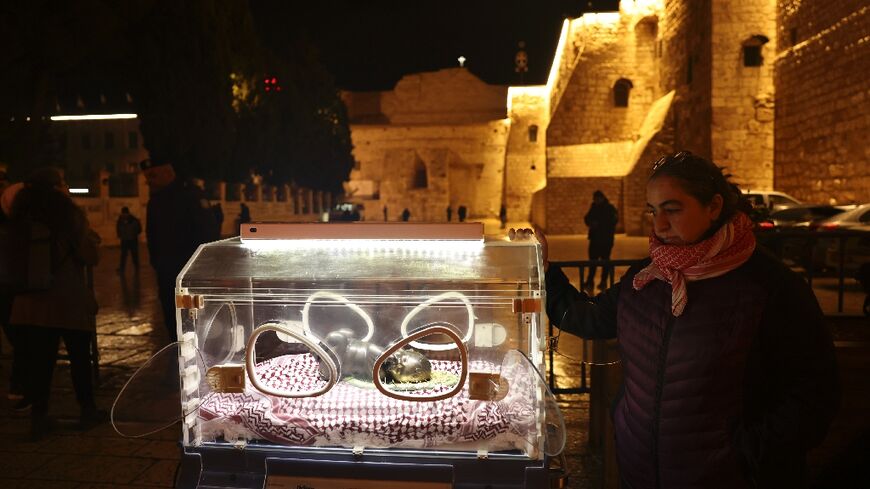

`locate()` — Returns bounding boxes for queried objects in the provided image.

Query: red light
[264,78,270,85]
[757,221,774,229]
[271,77,277,84]
[265,86,270,92]
[820,223,840,230]
[276,86,281,92]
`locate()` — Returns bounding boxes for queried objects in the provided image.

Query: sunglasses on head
[652,151,693,173]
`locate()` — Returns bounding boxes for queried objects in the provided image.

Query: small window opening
[412,158,428,189]
[613,78,633,107]
[742,35,769,67]
[528,125,538,142]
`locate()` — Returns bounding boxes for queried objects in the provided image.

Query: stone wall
[547,13,659,146]
[710,0,776,190]
[660,0,713,157]
[774,2,870,204]
[545,177,623,235]
[505,89,548,223]
[348,122,510,222]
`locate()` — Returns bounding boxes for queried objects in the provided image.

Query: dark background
[251,0,621,90]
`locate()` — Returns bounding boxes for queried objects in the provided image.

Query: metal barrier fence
[756,228,868,313]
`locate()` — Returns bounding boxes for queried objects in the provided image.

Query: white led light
[50,113,138,121]
[241,239,484,253]
[68,188,90,194]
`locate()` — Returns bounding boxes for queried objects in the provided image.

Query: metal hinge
[175,294,204,309]
[512,298,541,313]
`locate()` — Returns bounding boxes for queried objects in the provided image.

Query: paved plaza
[0,225,867,488]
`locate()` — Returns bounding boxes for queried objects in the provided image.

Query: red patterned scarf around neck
[632,212,756,316]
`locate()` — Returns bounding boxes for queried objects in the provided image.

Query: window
[105,132,115,149]
[742,35,769,67]
[413,158,428,189]
[613,78,633,107]
[128,132,138,149]
[528,125,538,142]
[789,28,798,47]
[81,132,91,150]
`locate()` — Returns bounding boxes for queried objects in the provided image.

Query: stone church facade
[342,0,869,235]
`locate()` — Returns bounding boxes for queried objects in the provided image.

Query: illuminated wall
[775,1,870,204]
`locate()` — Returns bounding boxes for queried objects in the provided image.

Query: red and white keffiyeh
[632,212,756,316]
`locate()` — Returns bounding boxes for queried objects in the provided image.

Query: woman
[8,167,104,440]
[538,152,838,488]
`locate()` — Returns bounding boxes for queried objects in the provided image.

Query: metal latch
[206,365,246,393]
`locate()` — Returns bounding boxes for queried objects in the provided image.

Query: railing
[755,228,868,314]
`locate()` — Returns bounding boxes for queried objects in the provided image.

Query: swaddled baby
[319,328,431,384]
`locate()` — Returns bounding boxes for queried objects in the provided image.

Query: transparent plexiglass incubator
[114,223,565,488]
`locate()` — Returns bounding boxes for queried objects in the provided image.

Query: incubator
[114,222,565,488]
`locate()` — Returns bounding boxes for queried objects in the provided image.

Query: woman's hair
[649,151,752,233]
[11,167,82,240]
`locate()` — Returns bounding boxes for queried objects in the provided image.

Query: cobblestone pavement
[0,228,867,488]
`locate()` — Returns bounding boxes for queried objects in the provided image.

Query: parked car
[767,205,848,229]
[328,202,364,221]
[742,190,803,212]
[814,203,870,230]
[823,224,870,276]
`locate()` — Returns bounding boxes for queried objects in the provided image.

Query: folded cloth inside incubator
[198,353,538,451]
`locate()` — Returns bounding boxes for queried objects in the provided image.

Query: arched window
[613,78,633,107]
[742,35,769,67]
[528,124,538,143]
[412,157,428,189]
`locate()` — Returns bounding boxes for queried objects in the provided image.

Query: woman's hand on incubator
[508,226,549,272]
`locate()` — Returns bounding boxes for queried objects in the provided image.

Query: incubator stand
[115,223,565,488]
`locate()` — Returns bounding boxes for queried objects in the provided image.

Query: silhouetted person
[211,203,224,237]
[237,203,251,232]
[584,190,618,291]
[401,208,411,222]
[7,167,105,439]
[446,206,453,222]
[499,205,507,229]
[116,207,141,274]
[0,181,23,404]
[457,205,467,222]
[141,159,218,341]
[383,205,388,221]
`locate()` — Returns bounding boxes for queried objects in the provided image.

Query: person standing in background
[115,207,141,274]
[583,190,618,291]
[140,159,217,341]
[7,167,105,440]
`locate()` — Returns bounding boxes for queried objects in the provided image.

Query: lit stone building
[343,0,869,234]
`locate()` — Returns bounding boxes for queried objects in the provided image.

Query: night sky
[251,0,621,91]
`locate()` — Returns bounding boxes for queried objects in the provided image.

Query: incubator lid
[178,223,544,293]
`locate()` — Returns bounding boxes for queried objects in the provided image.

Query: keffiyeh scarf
[632,212,756,316]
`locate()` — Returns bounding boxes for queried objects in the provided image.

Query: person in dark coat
[528,152,839,489]
[457,205,467,222]
[7,167,105,439]
[116,206,142,274]
[211,202,224,237]
[583,190,618,291]
[446,205,453,222]
[141,159,218,341]
[401,208,411,222]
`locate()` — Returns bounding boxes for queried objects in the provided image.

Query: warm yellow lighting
[507,86,547,114]
[50,114,137,121]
